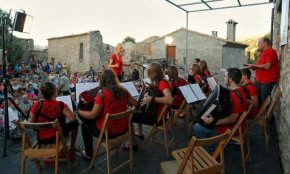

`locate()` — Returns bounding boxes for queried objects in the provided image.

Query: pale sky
[1,0,273,47]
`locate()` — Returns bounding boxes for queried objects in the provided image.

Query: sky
[1,0,273,47]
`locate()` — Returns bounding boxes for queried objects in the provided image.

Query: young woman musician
[77,69,138,159]
[108,43,130,81]
[122,62,173,150]
[199,60,211,77]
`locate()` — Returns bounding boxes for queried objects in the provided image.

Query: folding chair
[16,119,71,174]
[89,109,134,174]
[171,100,191,131]
[225,106,252,174]
[141,105,174,156]
[160,129,231,174]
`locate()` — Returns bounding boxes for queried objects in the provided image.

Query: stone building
[133,19,247,74]
[272,0,290,173]
[47,31,109,73]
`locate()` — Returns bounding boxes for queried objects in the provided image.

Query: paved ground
[0,118,283,174]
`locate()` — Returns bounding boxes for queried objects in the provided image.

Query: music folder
[207,77,217,91]
[179,84,207,104]
[121,81,139,97]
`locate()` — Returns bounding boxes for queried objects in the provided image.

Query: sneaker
[81,150,92,161]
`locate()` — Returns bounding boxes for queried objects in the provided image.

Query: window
[79,43,83,60]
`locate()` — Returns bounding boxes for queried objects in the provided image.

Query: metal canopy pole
[185,12,189,72]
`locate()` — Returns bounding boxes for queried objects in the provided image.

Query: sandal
[121,143,139,151]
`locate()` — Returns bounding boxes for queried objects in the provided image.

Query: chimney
[226,19,238,41]
[212,31,218,37]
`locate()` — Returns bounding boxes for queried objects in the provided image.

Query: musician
[108,43,130,81]
[199,60,210,77]
[122,62,173,150]
[167,66,187,109]
[193,68,247,152]
[77,69,138,160]
[29,82,78,151]
[188,63,203,87]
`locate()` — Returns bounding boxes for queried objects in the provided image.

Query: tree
[0,10,24,63]
[122,36,136,44]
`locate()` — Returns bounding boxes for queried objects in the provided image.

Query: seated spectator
[167,66,187,109]
[77,69,138,160]
[193,68,247,152]
[28,82,78,151]
[19,94,33,115]
[240,68,259,119]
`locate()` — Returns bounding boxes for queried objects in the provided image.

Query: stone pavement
[0,118,283,174]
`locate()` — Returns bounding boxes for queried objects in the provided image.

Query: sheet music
[200,104,217,119]
[189,84,207,100]
[179,85,198,103]
[76,82,99,103]
[121,82,139,97]
[56,95,73,111]
[142,78,151,85]
[207,77,217,91]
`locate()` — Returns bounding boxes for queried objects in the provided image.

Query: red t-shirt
[110,54,123,76]
[156,80,171,117]
[244,81,259,119]
[169,78,187,108]
[95,88,130,136]
[203,69,210,77]
[256,48,279,83]
[216,87,247,135]
[30,100,68,140]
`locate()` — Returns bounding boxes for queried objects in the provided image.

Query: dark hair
[100,69,126,99]
[194,58,200,63]
[167,66,178,79]
[262,37,271,46]
[191,64,202,75]
[240,68,251,79]
[199,60,208,72]
[40,82,56,100]
[226,68,242,84]
[147,62,164,86]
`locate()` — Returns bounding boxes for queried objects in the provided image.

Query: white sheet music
[143,78,151,85]
[189,84,206,100]
[121,82,139,97]
[76,82,99,103]
[207,77,217,91]
[56,95,73,111]
[179,85,198,103]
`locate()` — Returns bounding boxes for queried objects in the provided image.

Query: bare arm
[28,112,36,123]
[77,104,102,120]
[247,63,271,70]
[128,94,138,107]
[108,57,118,68]
[248,95,259,108]
[155,88,173,105]
[215,113,239,126]
[63,107,77,121]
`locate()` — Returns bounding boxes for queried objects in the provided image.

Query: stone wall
[272,1,290,173]
[48,31,105,73]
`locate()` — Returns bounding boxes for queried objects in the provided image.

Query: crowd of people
[0,37,279,165]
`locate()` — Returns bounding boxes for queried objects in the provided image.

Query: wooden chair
[171,100,191,131]
[17,119,71,174]
[89,109,134,174]
[225,107,252,174]
[141,105,174,156]
[160,130,231,174]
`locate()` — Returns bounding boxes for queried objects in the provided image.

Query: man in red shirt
[240,68,259,119]
[247,37,279,103]
[193,68,247,152]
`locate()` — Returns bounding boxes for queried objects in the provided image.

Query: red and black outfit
[81,89,131,157]
[242,81,259,119]
[110,53,124,81]
[30,99,78,144]
[169,78,187,109]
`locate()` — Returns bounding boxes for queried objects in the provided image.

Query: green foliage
[122,36,136,44]
[0,10,24,63]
